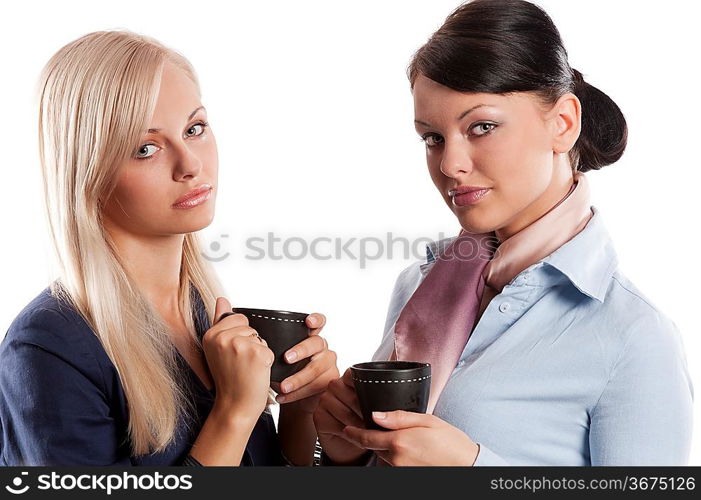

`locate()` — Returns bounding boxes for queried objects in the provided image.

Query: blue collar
[540,205,618,302]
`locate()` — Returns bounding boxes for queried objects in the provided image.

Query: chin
[172,223,212,235]
[453,208,499,235]
[168,210,215,234]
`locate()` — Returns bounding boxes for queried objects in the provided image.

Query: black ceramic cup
[350,361,431,430]
[229,307,311,382]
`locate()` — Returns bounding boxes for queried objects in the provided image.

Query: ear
[548,92,581,154]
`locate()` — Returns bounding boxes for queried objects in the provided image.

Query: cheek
[197,134,219,176]
[426,153,443,184]
[205,139,219,174]
[483,125,552,197]
[425,148,449,182]
[112,168,169,216]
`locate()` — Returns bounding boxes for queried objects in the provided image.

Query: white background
[1,0,699,464]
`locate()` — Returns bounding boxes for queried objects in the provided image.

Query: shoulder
[0,285,111,390]
[603,270,681,340]
[592,270,690,380]
[3,285,95,348]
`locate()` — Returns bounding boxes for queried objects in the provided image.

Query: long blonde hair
[37,30,228,456]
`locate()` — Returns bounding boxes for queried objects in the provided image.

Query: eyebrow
[147,106,205,134]
[414,104,489,128]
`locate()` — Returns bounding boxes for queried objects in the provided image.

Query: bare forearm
[188,401,258,466]
[278,404,317,466]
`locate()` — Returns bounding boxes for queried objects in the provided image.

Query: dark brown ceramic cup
[350,361,431,430]
[226,307,311,383]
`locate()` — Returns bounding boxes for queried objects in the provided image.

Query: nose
[172,143,203,181]
[439,141,473,179]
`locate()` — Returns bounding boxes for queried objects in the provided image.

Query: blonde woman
[0,30,338,466]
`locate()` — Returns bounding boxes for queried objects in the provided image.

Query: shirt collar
[541,205,618,302]
[420,235,457,275]
[420,205,618,303]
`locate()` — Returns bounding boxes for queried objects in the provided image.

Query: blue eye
[135,144,159,159]
[186,121,209,137]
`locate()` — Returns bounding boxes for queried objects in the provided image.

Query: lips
[448,185,492,207]
[173,184,212,206]
[448,185,491,197]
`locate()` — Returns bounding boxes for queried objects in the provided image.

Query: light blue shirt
[372,206,694,465]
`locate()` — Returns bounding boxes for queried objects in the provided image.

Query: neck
[495,160,575,243]
[103,218,185,318]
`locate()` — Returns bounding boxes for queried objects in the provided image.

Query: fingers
[284,334,327,363]
[327,375,363,419]
[205,323,274,367]
[212,312,249,332]
[214,297,232,323]
[277,350,340,403]
[205,322,257,344]
[306,313,326,335]
[277,365,337,403]
[229,333,274,364]
[318,388,366,428]
[313,405,352,439]
[250,331,268,347]
[341,367,356,389]
[279,348,336,392]
[370,410,436,430]
[342,426,396,451]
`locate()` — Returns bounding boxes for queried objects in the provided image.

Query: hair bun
[569,68,628,172]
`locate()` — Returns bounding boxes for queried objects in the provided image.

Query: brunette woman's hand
[273,313,339,414]
[312,368,372,465]
[202,297,274,423]
[342,411,480,466]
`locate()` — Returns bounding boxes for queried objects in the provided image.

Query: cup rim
[232,307,308,321]
[351,361,430,372]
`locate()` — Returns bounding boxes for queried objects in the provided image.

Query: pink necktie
[392,172,593,413]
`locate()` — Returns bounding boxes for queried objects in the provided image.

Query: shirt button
[499,302,511,313]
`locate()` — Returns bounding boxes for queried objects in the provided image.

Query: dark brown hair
[408,0,627,173]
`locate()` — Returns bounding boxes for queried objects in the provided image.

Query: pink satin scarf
[392,172,594,413]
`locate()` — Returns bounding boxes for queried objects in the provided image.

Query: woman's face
[102,61,218,237]
[412,73,578,240]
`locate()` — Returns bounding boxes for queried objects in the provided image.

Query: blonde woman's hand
[202,297,274,423]
[312,368,371,465]
[273,313,339,414]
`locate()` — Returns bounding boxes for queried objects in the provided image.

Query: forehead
[412,73,540,122]
[150,62,201,121]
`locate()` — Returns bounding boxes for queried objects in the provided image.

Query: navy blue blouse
[0,283,284,466]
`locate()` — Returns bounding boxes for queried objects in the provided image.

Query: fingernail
[285,351,298,363]
[372,411,386,420]
[276,395,286,403]
[281,382,293,393]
